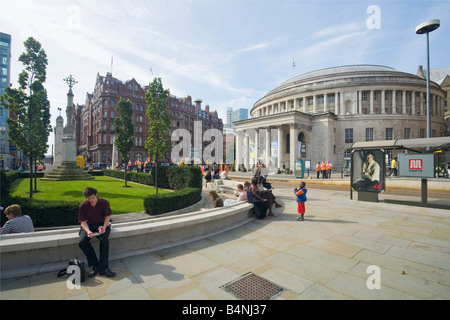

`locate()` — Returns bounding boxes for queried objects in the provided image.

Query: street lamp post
[415,19,440,204]
[415,19,440,141]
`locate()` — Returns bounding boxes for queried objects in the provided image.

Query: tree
[0,37,51,198]
[145,78,170,194]
[114,98,134,187]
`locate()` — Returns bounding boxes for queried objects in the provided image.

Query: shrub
[104,166,201,190]
[143,187,201,216]
[0,170,9,201]
[1,196,79,228]
[167,166,202,190]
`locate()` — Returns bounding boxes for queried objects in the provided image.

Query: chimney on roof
[194,99,202,110]
[205,105,210,113]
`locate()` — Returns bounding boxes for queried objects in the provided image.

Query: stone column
[53,115,64,168]
[235,130,242,169]
[111,135,118,169]
[420,92,424,115]
[392,90,397,114]
[265,127,271,168]
[244,130,249,170]
[355,91,360,114]
[334,93,339,115]
[254,128,259,165]
[324,94,327,112]
[411,91,416,115]
[340,91,345,115]
[302,98,307,113]
[370,90,374,114]
[290,124,299,171]
[277,126,283,169]
[402,90,407,114]
[381,90,386,114]
[313,96,317,113]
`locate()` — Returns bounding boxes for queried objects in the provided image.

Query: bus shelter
[350,137,450,203]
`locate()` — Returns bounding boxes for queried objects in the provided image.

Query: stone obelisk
[42,75,93,181]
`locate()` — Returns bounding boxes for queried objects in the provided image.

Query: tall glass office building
[0,32,12,169]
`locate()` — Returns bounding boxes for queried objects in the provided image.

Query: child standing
[294,182,307,221]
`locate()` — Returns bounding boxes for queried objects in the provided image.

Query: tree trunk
[155,163,158,194]
[124,164,128,187]
[29,154,33,198]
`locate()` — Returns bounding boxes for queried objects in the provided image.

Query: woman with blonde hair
[0,204,35,235]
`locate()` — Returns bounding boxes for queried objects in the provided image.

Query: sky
[2,0,449,154]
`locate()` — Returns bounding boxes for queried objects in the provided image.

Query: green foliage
[105,166,203,215]
[0,170,9,201]
[1,196,79,228]
[145,78,171,163]
[104,169,155,186]
[114,98,134,186]
[143,187,201,216]
[114,98,134,162]
[0,37,52,198]
[167,166,202,190]
[1,167,203,227]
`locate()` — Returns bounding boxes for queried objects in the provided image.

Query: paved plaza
[1,175,450,301]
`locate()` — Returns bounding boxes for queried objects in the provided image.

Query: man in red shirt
[78,187,115,278]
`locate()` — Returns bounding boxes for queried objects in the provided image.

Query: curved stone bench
[0,201,254,280]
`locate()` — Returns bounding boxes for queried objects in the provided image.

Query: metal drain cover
[221,273,284,300]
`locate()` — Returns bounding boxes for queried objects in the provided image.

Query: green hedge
[0,170,9,201]
[1,196,79,228]
[167,166,202,190]
[143,187,202,216]
[105,166,203,215]
[103,168,164,187]
[1,166,203,227]
[104,166,202,190]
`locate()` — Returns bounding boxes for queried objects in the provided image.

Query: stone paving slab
[1,184,450,301]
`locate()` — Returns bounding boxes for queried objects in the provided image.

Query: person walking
[78,187,116,278]
[388,157,398,177]
[294,182,308,221]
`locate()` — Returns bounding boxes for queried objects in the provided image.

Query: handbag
[246,191,261,203]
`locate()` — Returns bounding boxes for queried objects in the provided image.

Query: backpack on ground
[57,259,86,283]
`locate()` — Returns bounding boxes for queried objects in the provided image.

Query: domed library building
[234,65,447,172]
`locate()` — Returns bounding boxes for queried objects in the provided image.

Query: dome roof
[251,64,435,113]
[280,65,397,86]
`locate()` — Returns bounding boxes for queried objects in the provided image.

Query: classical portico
[235,111,327,171]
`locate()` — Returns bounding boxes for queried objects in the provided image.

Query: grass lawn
[9,176,169,215]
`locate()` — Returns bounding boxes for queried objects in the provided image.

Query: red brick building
[74,73,223,165]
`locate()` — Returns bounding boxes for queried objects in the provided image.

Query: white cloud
[312,23,364,38]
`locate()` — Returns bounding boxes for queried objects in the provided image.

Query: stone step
[41,162,94,181]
